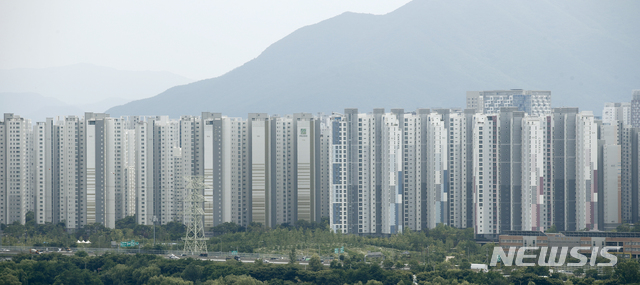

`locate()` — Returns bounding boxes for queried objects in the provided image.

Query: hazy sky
[0,0,411,81]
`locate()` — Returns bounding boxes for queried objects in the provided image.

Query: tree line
[1,251,640,285]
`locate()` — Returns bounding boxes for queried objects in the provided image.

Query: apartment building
[603,102,631,125]
[497,108,524,233]
[53,116,82,229]
[151,116,179,225]
[330,109,451,235]
[575,111,598,231]
[0,113,33,225]
[598,122,622,230]
[520,116,547,231]
[630,90,640,128]
[228,117,250,226]
[424,112,447,229]
[472,114,500,238]
[135,118,154,226]
[467,90,551,116]
[402,110,424,231]
[318,115,332,220]
[83,113,120,229]
[123,128,137,218]
[33,120,53,224]
[0,104,620,238]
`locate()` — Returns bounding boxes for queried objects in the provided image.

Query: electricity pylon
[182,176,209,255]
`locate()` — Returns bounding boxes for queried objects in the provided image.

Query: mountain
[108,0,640,118]
[0,92,136,123]
[0,63,192,110]
[0,92,84,122]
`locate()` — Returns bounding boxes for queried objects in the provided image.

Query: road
[183,256,331,266]
[1,246,332,266]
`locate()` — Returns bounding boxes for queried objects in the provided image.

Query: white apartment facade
[33,120,53,224]
[575,111,599,231]
[467,90,551,116]
[472,114,499,237]
[600,122,622,228]
[135,119,154,225]
[152,116,179,225]
[424,112,447,229]
[445,111,470,229]
[401,111,423,231]
[249,113,270,227]
[0,108,612,238]
[228,118,250,226]
[54,116,81,229]
[520,116,546,231]
[1,114,33,225]
[603,102,631,125]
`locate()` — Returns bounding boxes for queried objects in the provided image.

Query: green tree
[602,266,614,279]
[0,271,22,285]
[53,268,102,285]
[133,265,161,285]
[211,222,245,234]
[408,260,420,272]
[309,254,324,271]
[343,256,352,268]
[205,275,265,285]
[104,264,132,284]
[289,248,297,264]
[182,264,203,283]
[383,258,394,270]
[617,224,632,232]
[615,259,640,284]
[460,261,471,269]
[75,250,89,258]
[147,276,193,285]
[330,259,342,269]
[115,215,137,229]
[546,224,558,233]
[585,269,598,279]
[524,265,550,276]
[247,222,264,232]
[573,268,584,277]
[164,221,187,240]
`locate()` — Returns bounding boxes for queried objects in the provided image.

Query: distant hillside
[0,92,84,122]
[0,63,192,111]
[108,0,640,117]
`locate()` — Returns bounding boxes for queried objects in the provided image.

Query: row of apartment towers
[2,90,640,238]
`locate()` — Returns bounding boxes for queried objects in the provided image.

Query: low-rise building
[499,230,640,258]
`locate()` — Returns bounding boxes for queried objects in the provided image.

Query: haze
[0,0,411,80]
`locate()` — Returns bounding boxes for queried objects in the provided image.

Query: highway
[0,246,332,266]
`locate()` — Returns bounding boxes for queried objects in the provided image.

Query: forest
[1,250,640,284]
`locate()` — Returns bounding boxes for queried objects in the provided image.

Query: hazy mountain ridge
[108,0,640,117]
[0,63,192,116]
[0,92,85,122]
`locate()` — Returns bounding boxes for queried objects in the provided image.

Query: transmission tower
[182,176,209,255]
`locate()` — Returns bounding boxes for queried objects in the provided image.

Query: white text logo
[489,246,620,267]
